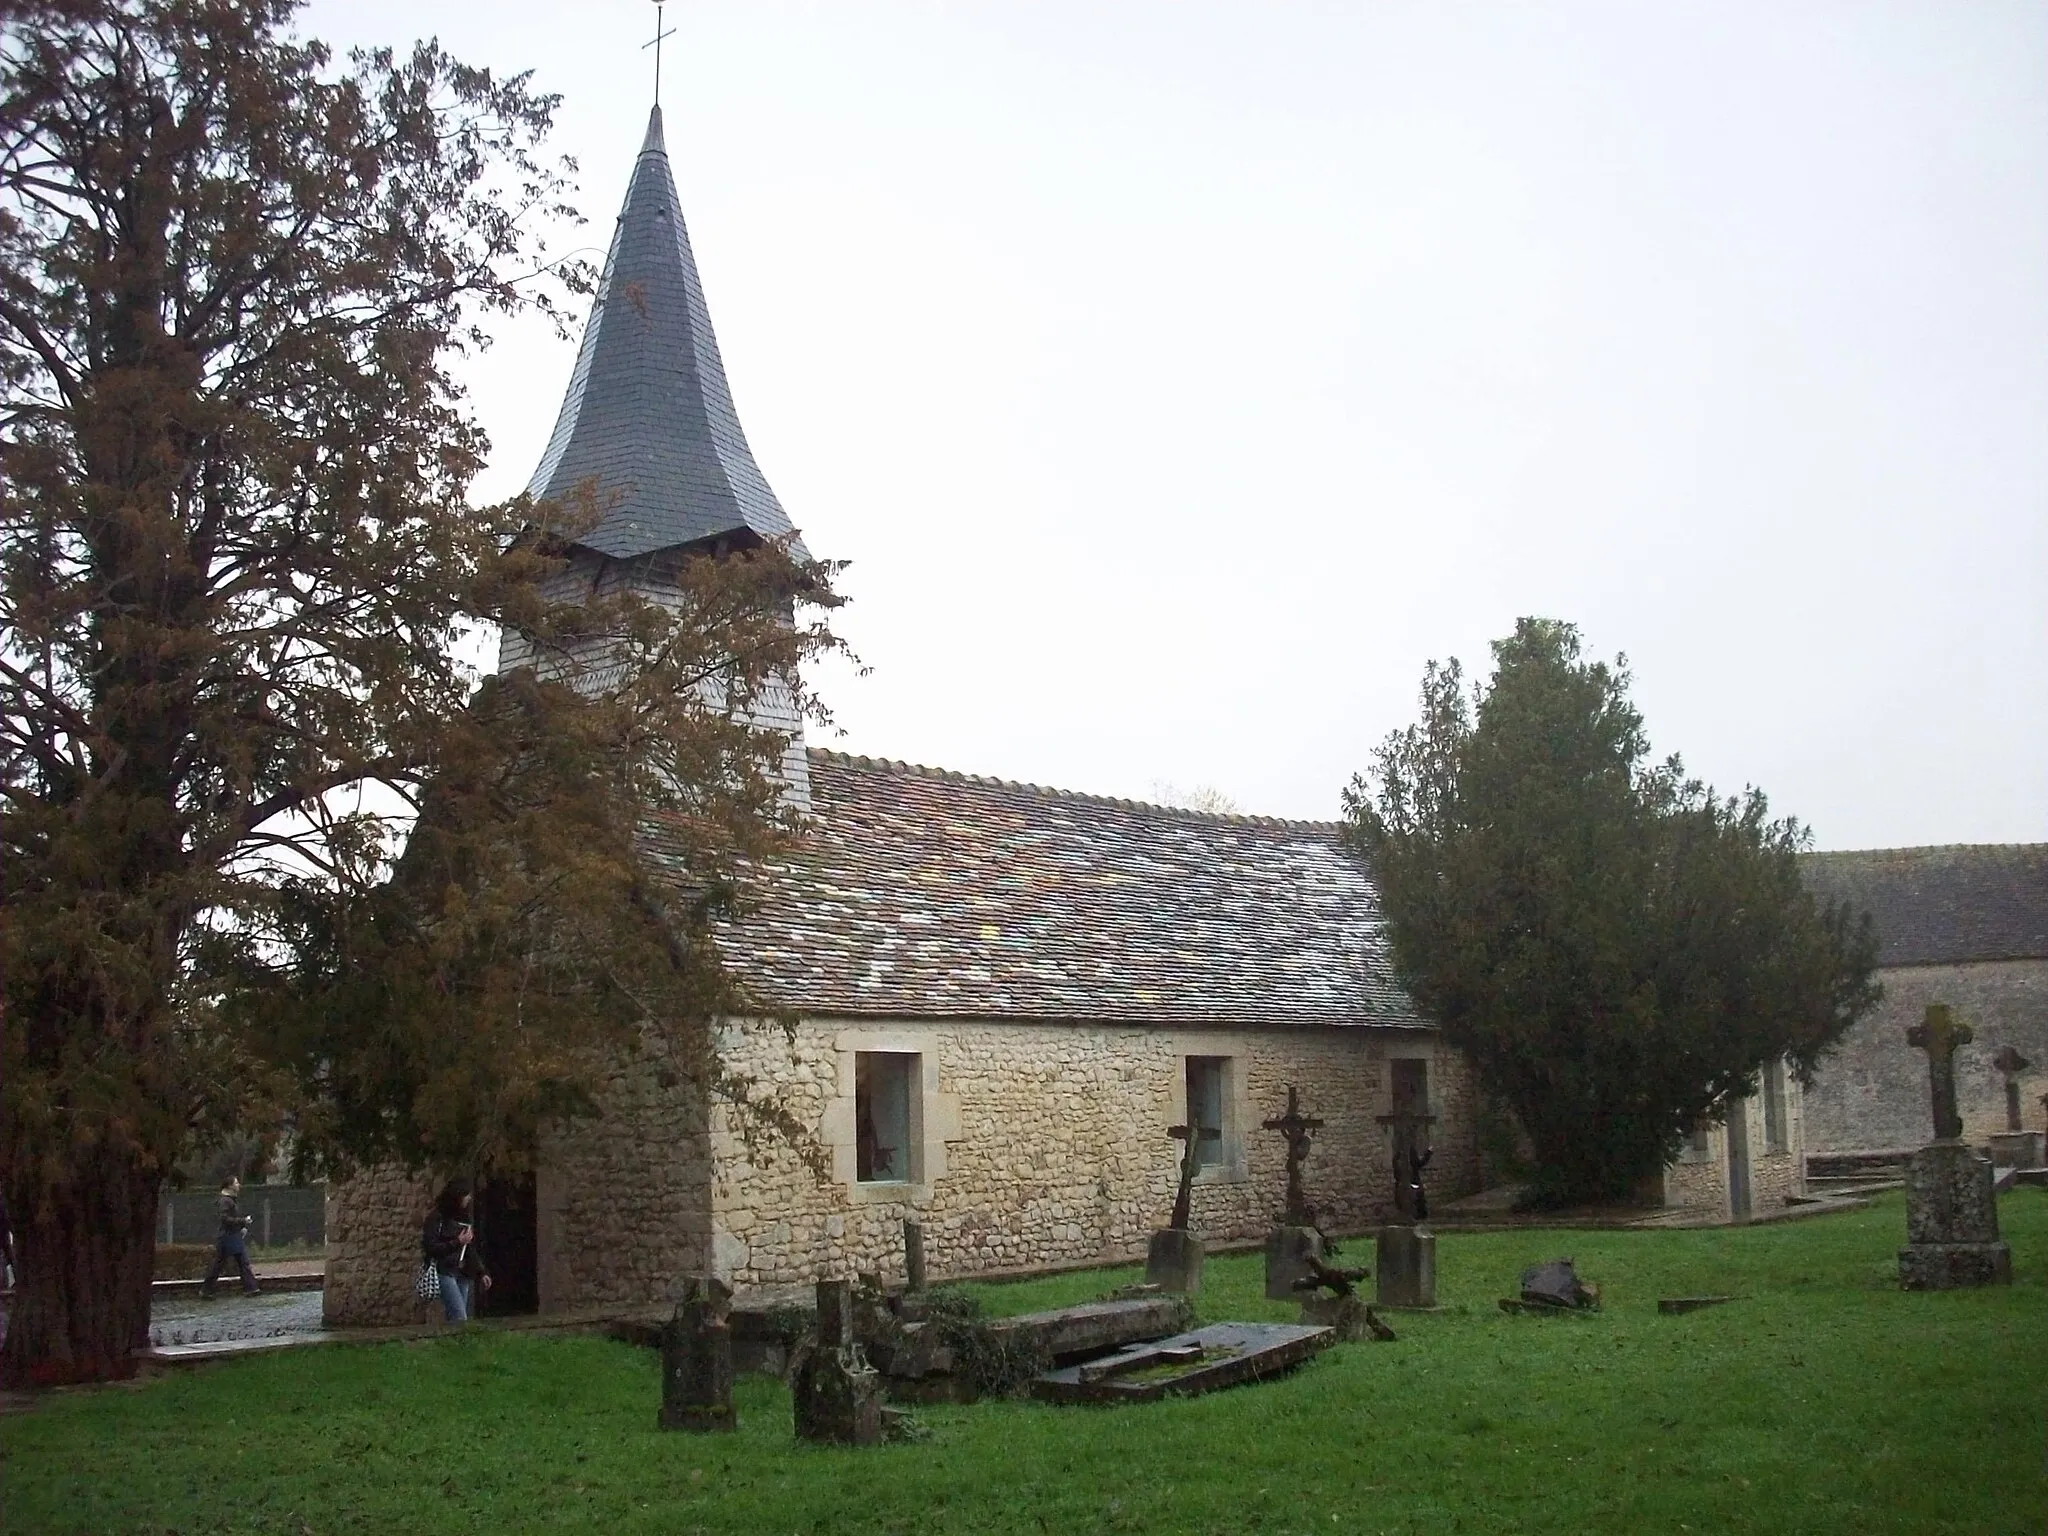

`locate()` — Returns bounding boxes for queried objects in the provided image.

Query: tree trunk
[1,1144,161,1386]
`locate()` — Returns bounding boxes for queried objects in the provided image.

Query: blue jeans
[202,1233,258,1295]
[439,1269,473,1322]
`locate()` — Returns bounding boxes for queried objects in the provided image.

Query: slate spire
[526,106,805,562]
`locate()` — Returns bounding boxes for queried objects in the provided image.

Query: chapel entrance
[474,1173,539,1315]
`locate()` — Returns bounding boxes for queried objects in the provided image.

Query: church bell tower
[503,104,812,806]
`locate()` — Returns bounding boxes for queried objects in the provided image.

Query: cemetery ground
[4,1191,2042,1535]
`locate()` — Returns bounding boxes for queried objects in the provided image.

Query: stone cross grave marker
[1992,1047,2030,1133]
[1167,1122,1198,1231]
[1262,1085,1325,1227]
[1906,1003,1972,1142]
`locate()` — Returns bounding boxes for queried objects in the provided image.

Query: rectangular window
[1391,1058,1429,1119]
[1683,1123,1713,1163]
[1763,1061,1787,1153]
[856,1052,917,1183]
[1186,1057,1227,1170]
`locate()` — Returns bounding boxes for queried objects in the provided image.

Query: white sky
[308,1,2047,849]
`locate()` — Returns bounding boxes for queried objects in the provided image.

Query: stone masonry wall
[708,1016,1481,1293]
[531,1046,712,1314]
[1804,958,2048,1154]
[1661,1070,1806,1220]
[324,1166,438,1326]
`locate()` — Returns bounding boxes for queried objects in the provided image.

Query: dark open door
[475,1173,539,1315]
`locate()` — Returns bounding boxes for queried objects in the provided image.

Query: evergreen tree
[1345,619,1879,1208]
[0,0,841,1382]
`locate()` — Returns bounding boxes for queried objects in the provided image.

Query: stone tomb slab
[983,1296,1193,1364]
[1032,1322,1334,1405]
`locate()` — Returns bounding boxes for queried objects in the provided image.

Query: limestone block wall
[1803,959,2048,1154]
[707,1015,1481,1293]
[1661,1069,1806,1219]
[324,1166,438,1326]
[531,1049,712,1314]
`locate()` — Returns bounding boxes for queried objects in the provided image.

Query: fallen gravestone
[1291,1252,1375,1342]
[1500,1258,1601,1314]
[1033,1322,1335,1405]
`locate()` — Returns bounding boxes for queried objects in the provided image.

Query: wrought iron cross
[1906,1002,1973,1142]
[645,3,679,106]
[1262,1085,1324,1227]
[1167,1123,1198,1231]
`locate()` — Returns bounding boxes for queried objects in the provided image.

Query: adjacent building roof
[1802,844,2048,967]
[526,107,805,562]
[675,751,1422,1028]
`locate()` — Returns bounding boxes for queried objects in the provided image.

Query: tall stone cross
[1262,1085,1325,1227]
[1166,1124,1199,1231]
[1906,1002,1973,1142]
[1992,1046,2030,1133]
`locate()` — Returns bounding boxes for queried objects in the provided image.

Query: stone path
[148,1288,326,1348]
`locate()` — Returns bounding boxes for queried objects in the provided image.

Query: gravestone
[1374,1088,1438,1308]
[1376,1222,1438,1309]
[1987,1048,2044,1169]
[1032,1322,1335,1405]
[1291,1251,1374,1341]
[903,1220,927,1292]
[1262,1086,1327,1299]
[657,1276,736,1432]
[1145,1124,1204,1294]
[792,1279,885,1446]
[1898,1006,2013,1290]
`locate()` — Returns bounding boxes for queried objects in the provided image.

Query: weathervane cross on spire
[644,2,678,106]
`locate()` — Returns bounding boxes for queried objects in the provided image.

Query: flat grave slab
[1032,1322,1333,1405]
[984,1296,1191,1364]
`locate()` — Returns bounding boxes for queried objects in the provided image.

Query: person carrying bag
[419,1178,492,1323]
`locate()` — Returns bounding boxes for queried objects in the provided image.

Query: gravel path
[148,1289,326,1347]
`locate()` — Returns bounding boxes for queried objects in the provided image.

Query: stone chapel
[324,107,1481,1324]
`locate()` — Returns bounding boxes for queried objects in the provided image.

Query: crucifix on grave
[1262,1085,1325,1228]
[1260,1086,1328,1300]
[1167,1122,1198,1230]
[1377,1059,1437,1223]
[1906,1002,1972,1142]
[1987,1047,2045,1171]
[1145,1124,1206,1293]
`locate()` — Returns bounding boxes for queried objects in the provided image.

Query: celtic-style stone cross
[1166,1123,1198,1231]
[1262,1085,1325,1227]
[1992,1046,2030,1133]
[1906,1003,1972,1142]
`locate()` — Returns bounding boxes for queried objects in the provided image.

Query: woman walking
[421,1179,493,1323]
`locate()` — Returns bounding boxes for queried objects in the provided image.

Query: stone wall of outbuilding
[324,1166,438,1326]
[707,1016,1481,1294]
[326,1017,1481,1318]
[1661,1069,1806,1220]
[1803,959,2048,1154]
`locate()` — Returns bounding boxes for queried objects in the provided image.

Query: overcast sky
[307,1,2046,849]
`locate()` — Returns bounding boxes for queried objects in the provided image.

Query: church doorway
[474,1173,539,1315]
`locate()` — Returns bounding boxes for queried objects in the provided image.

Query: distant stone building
[1800,845,2048,1156]
[324,108,1480,1325]
[1656,1059,1808,1221]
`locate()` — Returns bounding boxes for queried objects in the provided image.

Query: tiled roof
[526,107,806,562]
[1802,845,2048,966]
[665,751,1422,1028]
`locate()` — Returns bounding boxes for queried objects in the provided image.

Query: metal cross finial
[645,3,679,106]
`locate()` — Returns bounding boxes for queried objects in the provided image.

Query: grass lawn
[5,1190,2044,1535]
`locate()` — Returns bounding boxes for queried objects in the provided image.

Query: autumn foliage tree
[0,0,840,1384]
[1345,619,1879,1208]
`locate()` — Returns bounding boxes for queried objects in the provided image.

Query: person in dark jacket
[422,1178,492,1323]
[200,1176,260,1298]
